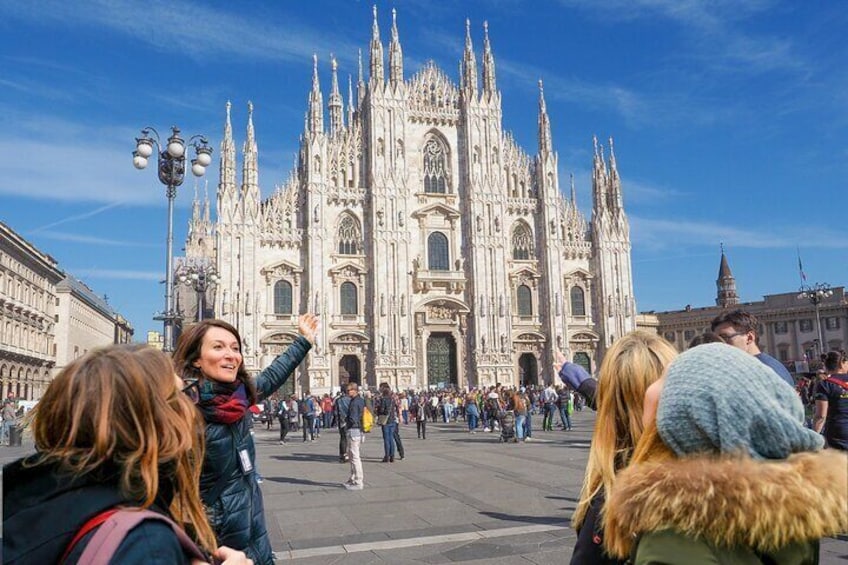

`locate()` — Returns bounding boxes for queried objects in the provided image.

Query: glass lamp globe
[135,139,154,158]
[167,139,185,158]
[196,148,212,167]
[191,162,206,177]
[133,154,148,170]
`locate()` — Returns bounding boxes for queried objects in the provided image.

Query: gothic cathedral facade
[185,9,635,394]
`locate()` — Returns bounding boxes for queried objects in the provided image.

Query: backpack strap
[60,508,119,563]
[73,508,207,565]
[825,376,848,390]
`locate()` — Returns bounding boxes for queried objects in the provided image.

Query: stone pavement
[2,411,846,564]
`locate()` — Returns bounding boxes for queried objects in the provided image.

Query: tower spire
[482,21,497,95]
[538,79,552,155]
[307,53,324,135]
[570,173,577,206]
[328,55,344,134]
[716,244,740,308]
[461,18,478,96]
[242,101,259,195]
[388,8,403,85]
[347,73,355,125]
[220,100,236,189]
[369,5,384,84]
[592,135,607,213]
[203,180,210,224]
[608,136,623,210]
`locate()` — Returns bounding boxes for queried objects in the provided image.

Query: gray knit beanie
[657,343,823,459]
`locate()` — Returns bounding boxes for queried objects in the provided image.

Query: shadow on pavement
[264,475,342,488]
[270,453,340,463]
[478,511,569,527]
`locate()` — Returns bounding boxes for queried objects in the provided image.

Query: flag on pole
[797,247,807,282]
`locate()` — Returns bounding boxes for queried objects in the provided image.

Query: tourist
[711,309,794,385]
[342,382,365,490]
[376,382,399,462]
[569,331,677,564]
[604,343,845,563]
[3,344,252,565]
[173,314,318,565]
[813,349,848,450]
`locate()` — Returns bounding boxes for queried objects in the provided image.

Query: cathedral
[180,8,636,395]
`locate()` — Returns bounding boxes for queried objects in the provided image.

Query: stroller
[499,411,517,443]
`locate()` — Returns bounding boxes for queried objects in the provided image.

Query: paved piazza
[2,410,846,563]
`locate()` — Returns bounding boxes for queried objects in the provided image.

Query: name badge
[238,449,253,474]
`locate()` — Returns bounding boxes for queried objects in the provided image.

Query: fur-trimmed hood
[604,450,848,559]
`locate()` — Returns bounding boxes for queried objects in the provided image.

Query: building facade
[0,221,63,400]
[0,222,134,401]
[648,250,847,371]
[187,10,636,394]
[53,275,131,376]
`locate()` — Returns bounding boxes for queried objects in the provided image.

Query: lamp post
[177,262,220,322]
[797,282,833,357]
[133,126,212,352]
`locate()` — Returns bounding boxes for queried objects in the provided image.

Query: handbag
[377,414,389,426]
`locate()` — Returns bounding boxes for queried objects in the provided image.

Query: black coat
[200,335,311,565]
[2,458,190,564]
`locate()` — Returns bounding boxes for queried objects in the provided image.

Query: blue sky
[1,1,846,337]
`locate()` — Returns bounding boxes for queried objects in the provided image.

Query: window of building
[423,138,448,193]
[340,282,358,316]
[684,329,695,342]
[273,280,293,315]
[517,285,532,317]
[337,214,361,255]
[570,286,586,316]
[511,223,533,260]
[826,317,841,330]
[428,232,449,271]
[664,331,676,343]
[799,319,813,333]
[777,345,790,362]
[774,321,788,334]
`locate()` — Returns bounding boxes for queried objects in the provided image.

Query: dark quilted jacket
[200,335,311,565]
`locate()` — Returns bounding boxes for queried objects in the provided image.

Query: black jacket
[2,457,190,564]
[200,335,311,565]
[570,493,623,565]
[346,395,365,430]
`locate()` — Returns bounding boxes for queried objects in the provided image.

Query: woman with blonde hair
[568,330,677,564]
[2,345,251,564]
[604,343,846,564]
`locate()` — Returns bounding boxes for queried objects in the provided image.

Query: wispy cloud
[70,268,162,281]
[558,0,806,76]
[34,231,159,248]
[631,216,848,251]
[32,204,123,232]
[1,0,360,66]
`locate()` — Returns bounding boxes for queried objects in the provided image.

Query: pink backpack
[61,508,207,564]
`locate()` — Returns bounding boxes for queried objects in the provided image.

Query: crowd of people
[2,307,847,564]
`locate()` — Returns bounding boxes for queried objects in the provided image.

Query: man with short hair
[711,309,794,386]
[343,382,366,490]
[335,385,351,463]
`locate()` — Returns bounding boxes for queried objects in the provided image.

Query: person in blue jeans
[377,382,398,462]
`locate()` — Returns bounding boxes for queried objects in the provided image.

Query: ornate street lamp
[177,262,220,322]
[133,126,212,351]
[797,282,833,357]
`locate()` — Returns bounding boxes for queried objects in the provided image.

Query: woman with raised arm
[173,314,318,565]
[568,331,677,565]
[3,345,252,565]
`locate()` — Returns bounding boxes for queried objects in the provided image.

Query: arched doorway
[338,355,361,386]
[518,353,538,386]
[574,352,591,374]
[426,333,457,388]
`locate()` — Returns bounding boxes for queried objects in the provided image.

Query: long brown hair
[173,319,257,404]
[572,331,677,528]
[28,345,217,552]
